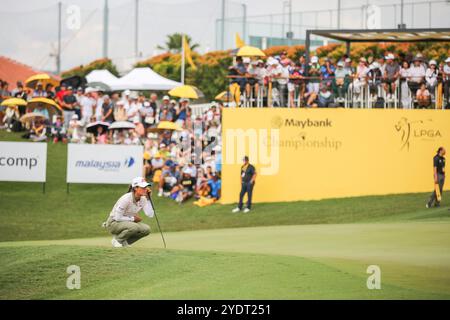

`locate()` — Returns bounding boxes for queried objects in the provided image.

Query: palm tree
[157,33,199,53]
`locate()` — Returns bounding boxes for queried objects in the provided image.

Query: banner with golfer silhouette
[221,109,450,204]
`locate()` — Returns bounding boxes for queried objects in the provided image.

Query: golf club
[147,189,167,249]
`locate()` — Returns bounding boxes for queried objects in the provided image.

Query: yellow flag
[183,35,197,70]
[235,33,245,48]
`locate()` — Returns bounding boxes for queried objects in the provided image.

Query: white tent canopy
[85,69,119,86]
[111,67,182,91]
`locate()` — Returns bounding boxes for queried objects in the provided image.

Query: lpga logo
[395,117,441,151]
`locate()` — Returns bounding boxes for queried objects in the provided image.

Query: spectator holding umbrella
[86,121,110,144]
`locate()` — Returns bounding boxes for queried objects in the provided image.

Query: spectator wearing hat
[408,56,426,96]
[232,156,256,213]
[350,57,369,96]
[307,56,321,96]
[442,57,450,108]
[367,61,383,98]
[316,84,336,108]
[383,54,400,101]
[113,100,128,122]
[425,60,439,100]
[343,58,354,75]
[32,82,46,98]
[332,60,350,103]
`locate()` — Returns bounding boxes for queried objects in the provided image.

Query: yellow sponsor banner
[221,108,450,204]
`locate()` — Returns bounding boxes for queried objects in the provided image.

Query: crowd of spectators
[228,51,450,109]
[0,80,223,205]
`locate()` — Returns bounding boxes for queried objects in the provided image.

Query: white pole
[181,34,185,84]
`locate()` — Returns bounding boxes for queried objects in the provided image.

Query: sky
[0,0,448,74]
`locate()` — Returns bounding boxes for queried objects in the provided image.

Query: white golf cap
[123,89,131,96]
[371,62,380,69]
[163,95,170,100]
[385,53,395,60]
[445,57,450,63]
[429,59,437,66]
[131,176,150,188]
[337,61,344,67]
[311,56,319,63]
[84,87,95,94]
[71,114,79,120]
[243,57,251,64]
[345,58,351,63]
[170,99,177,104]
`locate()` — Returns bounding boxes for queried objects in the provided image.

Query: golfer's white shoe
[111,237,123,248]
[243,208,250,213]
[232,207,240,213]
[158,189,163,197]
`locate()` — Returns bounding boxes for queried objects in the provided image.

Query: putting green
[1,222,449,299]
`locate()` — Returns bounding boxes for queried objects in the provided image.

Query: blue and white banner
[67,144,143,184]
[0,142,47,182]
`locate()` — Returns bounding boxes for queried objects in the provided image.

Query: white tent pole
[181,34,185,84]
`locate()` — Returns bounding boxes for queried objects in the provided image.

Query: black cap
[243,155,249,161]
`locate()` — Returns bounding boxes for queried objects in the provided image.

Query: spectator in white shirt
[79,90,96,126]
[408,57,426,95]
[399,60,411,109]
[425,60,439,97]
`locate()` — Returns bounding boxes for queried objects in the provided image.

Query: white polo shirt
[109,192,154,222]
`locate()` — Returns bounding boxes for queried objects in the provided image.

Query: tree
[157,33,199,53]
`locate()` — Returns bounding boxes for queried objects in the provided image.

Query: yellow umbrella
[1,98,27,107]
[168,85,203,99]
[236,45,266,57]
[147,121,182,133]
[27,97,63,113]
[215,91,233,102]
[25,73,59,89]
[19,112,48,124]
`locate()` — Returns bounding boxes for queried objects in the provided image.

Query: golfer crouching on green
[105,177,155,248]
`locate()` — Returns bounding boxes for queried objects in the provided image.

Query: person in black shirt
[62,86,77,130]
[232,156,257,213]
[427,147,446,208]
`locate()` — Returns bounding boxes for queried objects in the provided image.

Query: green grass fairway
[1,222,450,299]
[1,131,450,299]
